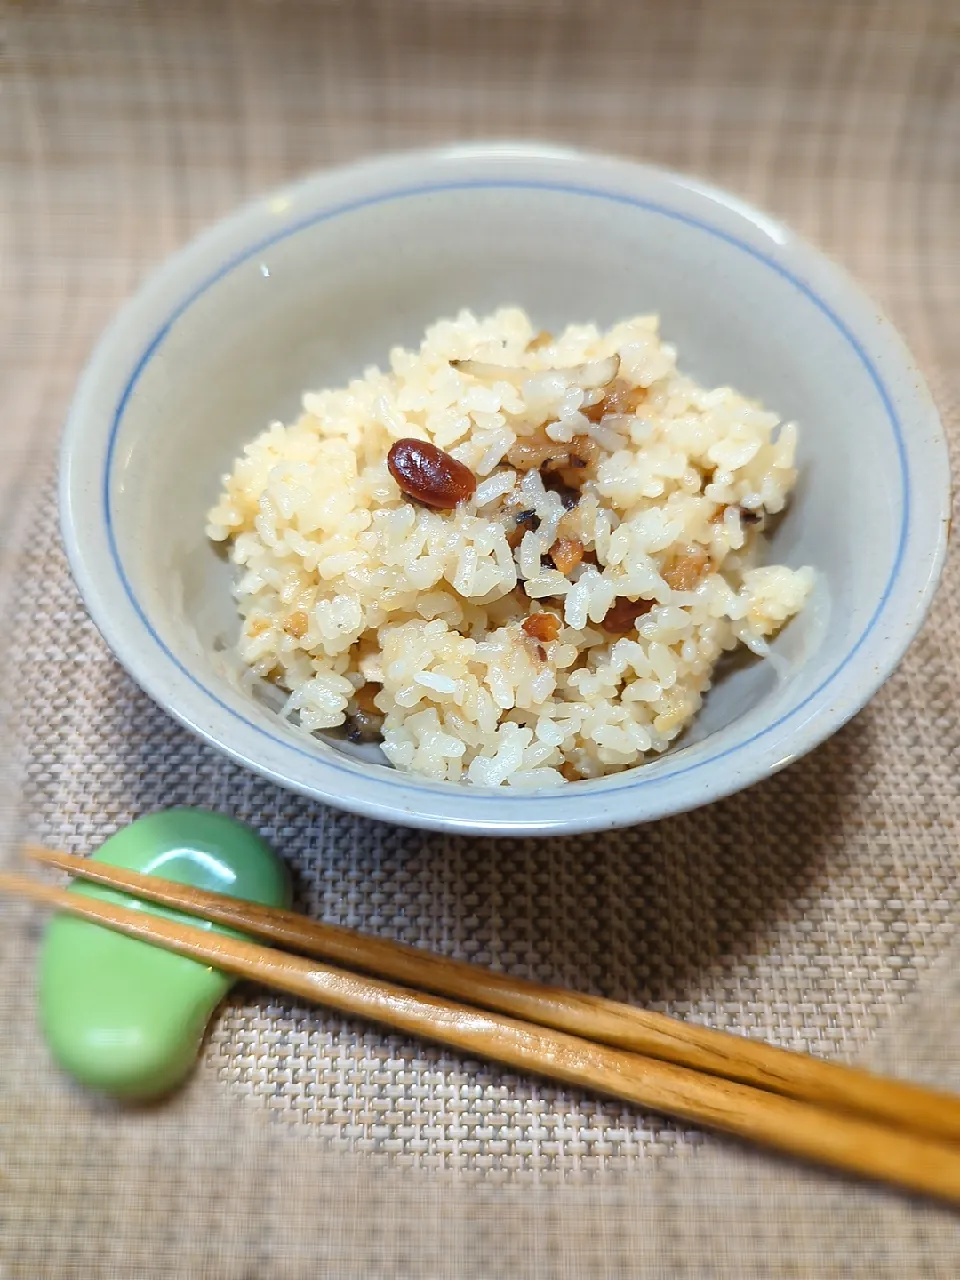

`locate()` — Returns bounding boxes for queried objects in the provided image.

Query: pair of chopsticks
[5,846,960,1205]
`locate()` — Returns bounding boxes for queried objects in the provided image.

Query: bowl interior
[104,173,904,783]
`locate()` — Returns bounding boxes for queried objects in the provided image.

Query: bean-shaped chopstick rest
[39,809,290,1098]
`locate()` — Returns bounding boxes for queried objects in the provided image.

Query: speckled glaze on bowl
[60,144,949,835]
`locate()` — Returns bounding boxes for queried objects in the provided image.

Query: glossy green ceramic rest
[39,809,291,1099]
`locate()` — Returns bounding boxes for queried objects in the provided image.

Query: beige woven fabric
[1,0,960,1273]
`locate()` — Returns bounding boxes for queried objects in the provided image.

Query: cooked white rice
[207,308,813,788]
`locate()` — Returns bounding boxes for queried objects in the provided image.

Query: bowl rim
[60,142,951,835]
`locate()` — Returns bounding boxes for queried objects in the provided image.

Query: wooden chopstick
[5,866,960,1206]
[25,842,960,1146]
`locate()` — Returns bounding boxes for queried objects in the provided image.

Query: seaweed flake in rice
[206,308,813,788]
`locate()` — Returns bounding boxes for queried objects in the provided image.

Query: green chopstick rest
[38,808,291,1100]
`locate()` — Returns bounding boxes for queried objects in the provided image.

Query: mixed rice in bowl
[207,308,813,788]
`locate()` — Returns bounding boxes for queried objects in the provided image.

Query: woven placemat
[1,0,959,1274]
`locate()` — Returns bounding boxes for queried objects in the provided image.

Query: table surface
[1,2,959,1275]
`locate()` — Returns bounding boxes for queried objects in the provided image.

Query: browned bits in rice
[540,472,580,510]
[582,380,647,423]
[554,468,585,491]
[506,433,569,471]
[522,612,561,643]
[560,761,582,782]
[507,511,538,550]
[710,505,763,528]
[387,438,477,509]
[553,435,602,489]
[283,611,308,638]
[345,710,383,744]
[601,597,655,632]
[526,330,553,351]
[248,617,271,637]
[354,682,382,714]
[663,548,711,591]
[543,455,582,478]
[507,432,600,491]
[345,682,385,744]
[570,434,601,468]
[555,507,581,540]
[549,537,584,574]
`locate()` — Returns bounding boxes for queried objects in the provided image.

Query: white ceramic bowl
[60,144,949,835]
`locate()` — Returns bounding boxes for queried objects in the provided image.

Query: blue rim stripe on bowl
[103,178,909,797]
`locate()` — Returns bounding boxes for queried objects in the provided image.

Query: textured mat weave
[1,1,959,1274]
